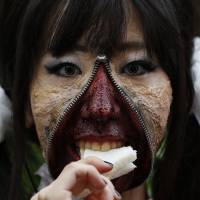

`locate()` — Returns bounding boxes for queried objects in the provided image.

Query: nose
[80,65,121,121]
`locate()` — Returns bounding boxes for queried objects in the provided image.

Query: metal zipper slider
[96,54,109,64]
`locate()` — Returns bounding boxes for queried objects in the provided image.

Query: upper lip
[72,118,127,141]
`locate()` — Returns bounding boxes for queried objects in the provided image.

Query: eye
[121,60,158,76]
[45,62,82,77]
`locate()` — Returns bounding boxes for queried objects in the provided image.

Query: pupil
[129,64,139,73]
[65,66,75,75]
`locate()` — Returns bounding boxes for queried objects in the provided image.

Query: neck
[121,183,146,200]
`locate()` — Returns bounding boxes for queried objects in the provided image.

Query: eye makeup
[44,56,83,77]
[45,61,82,76]
[120,59,159,76]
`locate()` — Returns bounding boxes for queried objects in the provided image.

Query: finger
[55,162,107,192]
[78,156,113,173]
[101,176,121,200]
[86,176,121,200]
[86,186,113,200]
[30,194,38,200]
[86,183,118,200]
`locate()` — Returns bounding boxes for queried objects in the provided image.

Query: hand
[31,157,121,200]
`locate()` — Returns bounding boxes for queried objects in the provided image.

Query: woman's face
[29,7,172,192]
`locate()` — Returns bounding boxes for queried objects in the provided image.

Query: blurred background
[193,0,200,35]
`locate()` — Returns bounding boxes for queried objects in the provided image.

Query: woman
[1,0,199,199]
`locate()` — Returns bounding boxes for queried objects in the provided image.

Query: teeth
[79,141,85,149]
[92,142,101,150]
[111,142,117,149]
[78,141,123,152]
[85,141,91,149]
[116,141,121,148]
[101,142,110,151]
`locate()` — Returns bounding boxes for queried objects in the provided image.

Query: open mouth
[47,104,152,192]
[47,56,153,193]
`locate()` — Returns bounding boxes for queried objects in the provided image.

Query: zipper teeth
[47,61,100,150]
[104,60,154,157]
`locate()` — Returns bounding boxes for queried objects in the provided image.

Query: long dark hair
[0,0,199,199]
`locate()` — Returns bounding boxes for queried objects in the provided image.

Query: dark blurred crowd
[193,0,200,35]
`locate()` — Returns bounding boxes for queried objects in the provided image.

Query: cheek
[31,86,66,151]
[134,82,172,152]
[30,77,86,152]
[119,76,172,154]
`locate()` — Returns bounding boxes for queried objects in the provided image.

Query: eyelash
[46,62,82,77]
[46,59,157,77]
[121,60,158,76]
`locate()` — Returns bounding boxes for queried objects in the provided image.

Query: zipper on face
[102,56,154,160]
[47,55,153,163]
[47,58,101,155]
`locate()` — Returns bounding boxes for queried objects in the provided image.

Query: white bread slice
[82,146,137,180]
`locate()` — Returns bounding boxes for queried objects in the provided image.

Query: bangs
[47,0,128,57]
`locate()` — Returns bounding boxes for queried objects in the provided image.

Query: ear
[25,102,34,128]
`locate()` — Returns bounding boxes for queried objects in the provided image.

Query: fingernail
[103,179,107,185]
[104,161,113,167]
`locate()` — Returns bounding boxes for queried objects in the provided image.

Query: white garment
[191,37,200,125]
[0,86,12,142]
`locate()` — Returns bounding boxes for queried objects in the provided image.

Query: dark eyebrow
[72,41,145,52]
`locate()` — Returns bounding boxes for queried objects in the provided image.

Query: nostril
[98,106,113,114]
[96,118,104,122]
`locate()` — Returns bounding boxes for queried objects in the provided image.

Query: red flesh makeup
[47,56,152,192]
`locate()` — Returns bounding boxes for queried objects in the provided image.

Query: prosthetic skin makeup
[29,6,172,194]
